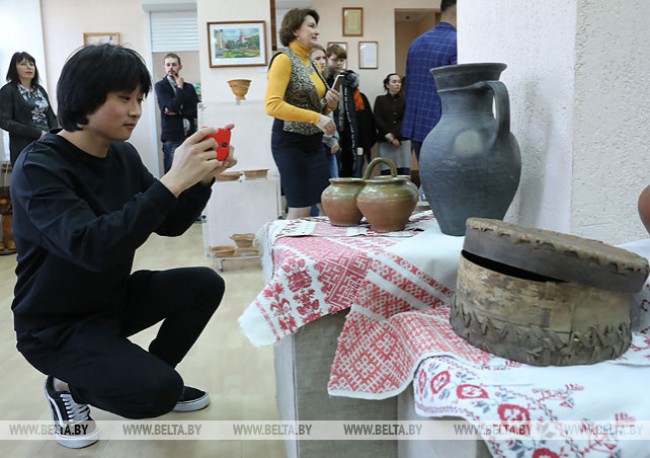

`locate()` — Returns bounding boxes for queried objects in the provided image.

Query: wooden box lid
[463,218,650,293]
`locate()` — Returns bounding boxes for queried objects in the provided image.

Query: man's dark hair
[57,44,152,131]
[278,8,320,47]
[441,0,457,13]
[164,52,181,65]
[5,51,41,87]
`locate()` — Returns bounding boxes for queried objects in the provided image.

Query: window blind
[150,11,199,52]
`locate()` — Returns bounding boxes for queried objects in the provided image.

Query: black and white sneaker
[44,376,99,449]
[173,386,210,412]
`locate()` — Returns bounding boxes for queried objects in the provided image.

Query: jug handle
[473,81,510,140]
[364,157,397,179]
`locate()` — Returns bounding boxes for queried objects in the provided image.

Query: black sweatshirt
[10,134,212,332]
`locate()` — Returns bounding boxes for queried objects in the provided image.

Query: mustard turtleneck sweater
[265,42,329,125]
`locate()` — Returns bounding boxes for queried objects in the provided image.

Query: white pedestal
[202,175,282,253]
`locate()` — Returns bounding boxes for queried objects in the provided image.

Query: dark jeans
[16,267,224,419]
[162,141,183,173]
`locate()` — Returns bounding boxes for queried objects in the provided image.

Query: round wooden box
[450,218,650,366]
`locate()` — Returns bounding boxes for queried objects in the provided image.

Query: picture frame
[207,21,267,68]
[358,41,378,69]
[326,41,348,52]
[270,0,278,51]
[83,32,120,46]
[342,7,363,37]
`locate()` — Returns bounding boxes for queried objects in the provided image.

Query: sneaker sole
[55,429,100,449]
[173,392,210,412]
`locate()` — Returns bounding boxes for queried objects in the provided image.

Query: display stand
[202,175,282,271]
[198,98,282,270]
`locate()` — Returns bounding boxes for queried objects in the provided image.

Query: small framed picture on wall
[342,8,363,37]
[359,41,378,69]
[207,21,268,68]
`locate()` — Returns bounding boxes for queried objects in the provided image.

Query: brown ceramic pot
[321,178,365,226]
[356,158,418,232]
[375,174,420,205]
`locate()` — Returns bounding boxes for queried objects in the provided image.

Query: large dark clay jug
[420,63,521,236]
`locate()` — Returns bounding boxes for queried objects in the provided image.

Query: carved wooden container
[450,218,650,366]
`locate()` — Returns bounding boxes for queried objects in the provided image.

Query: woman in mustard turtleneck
[265,8,340,220]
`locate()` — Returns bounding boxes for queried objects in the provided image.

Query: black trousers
[16,267,224,419]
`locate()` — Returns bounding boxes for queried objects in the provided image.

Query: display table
[240,215,650,458]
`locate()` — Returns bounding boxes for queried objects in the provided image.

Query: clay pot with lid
[356,157,418,232]
[321,178,365,226]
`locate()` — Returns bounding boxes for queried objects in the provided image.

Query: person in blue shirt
[11,44,236,449]
[402,0,457,161]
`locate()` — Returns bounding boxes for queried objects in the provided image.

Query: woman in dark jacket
[373,73,411,176]
[0,51,57,165]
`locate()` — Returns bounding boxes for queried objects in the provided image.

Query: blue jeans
[162,141,183,173]
[324,145,339,179]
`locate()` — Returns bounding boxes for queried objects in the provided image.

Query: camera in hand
[202,128,231,161]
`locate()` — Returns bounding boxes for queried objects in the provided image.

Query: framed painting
[359,41,378,69]
[342,7,363,37]
[83,32,119,46]
[207,21,267,68]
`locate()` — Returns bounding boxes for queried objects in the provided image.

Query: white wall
[571,0,650,243]
[458,1,577,236]
[459,0,650,244]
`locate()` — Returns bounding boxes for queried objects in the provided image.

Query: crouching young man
[10,44,236,449]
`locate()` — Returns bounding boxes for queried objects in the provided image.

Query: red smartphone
[202,128,231,161]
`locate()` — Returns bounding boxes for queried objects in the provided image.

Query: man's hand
[176,77,185,88]
[164,108,179,116]
[204,146,238,185]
